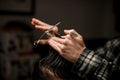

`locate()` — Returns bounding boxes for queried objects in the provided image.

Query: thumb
[64,29,73,35]
[64,29,79,38]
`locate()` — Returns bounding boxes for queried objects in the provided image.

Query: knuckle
[61,45,65,50]
[63,39,67,44]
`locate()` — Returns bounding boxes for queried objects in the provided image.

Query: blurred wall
[0,0,119,39]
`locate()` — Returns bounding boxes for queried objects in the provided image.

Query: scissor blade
[34,22,61,46]
[46,22,61,32]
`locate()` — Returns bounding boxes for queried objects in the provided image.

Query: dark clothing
[72,37,120,80]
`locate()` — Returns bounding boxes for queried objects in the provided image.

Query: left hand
[31,18,58,45]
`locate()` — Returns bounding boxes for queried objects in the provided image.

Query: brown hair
[36,46,81,80]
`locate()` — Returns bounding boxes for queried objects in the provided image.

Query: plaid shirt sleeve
[72,37,120,80]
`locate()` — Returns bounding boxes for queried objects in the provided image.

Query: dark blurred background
[0,0,120,80]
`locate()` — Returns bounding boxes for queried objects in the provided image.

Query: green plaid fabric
[72,37,120,80]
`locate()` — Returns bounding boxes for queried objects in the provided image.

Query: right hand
[48,29,86,63]
[31,18,86,63]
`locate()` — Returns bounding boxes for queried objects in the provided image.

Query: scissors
[34,22,61,46]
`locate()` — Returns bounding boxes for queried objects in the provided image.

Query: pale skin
[31,18,86,63]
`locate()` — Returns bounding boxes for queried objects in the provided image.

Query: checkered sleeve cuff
[71,48,102,78]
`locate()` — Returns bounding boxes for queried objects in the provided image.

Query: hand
[31,18,58,45]
[48,29,86,63]
[31,18,86,63]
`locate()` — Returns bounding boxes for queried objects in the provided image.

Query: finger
[64,29,79,36]
[64,29,74,35]
[31,18,40,25]
[35,39,48,45]
[50,37,66,44]
[35,25,51,31]
[64,29,83,41]
[34,25,58,33]
[64,29,84,44]
[70,31,79,37]
[61,34,71,39]
[61,35,66,38]
[32,18,58,33]
[32,19,51,30]
[48,39,63,53]
[31,18,49,26]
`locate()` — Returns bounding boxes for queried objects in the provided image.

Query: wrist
[73,47,87,63]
